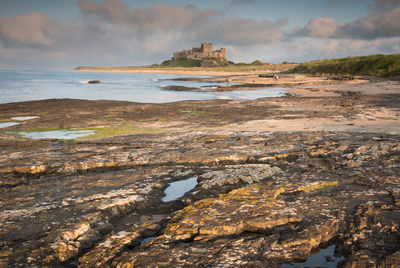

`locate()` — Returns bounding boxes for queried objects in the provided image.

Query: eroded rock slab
[0,94,399,267]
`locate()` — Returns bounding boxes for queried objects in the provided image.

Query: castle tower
[201,42,213,53]
[220,48,226,59]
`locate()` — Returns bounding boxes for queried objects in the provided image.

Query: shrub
[289,54,400,78]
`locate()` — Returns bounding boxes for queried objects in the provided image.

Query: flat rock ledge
[0,130,399,267]
[0,91,400,267]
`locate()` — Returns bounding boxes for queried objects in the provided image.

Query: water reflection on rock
[15,129,96,140]
[280,245,344,268]
[162,177,198,202]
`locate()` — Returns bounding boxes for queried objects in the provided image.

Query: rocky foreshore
[0,77,399,267]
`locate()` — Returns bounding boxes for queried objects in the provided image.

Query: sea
[0,70,285,104]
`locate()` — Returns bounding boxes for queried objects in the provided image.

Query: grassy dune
[75,54,400,78]
[289,54,400,78]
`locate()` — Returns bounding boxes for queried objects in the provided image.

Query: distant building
[173,42,226,60]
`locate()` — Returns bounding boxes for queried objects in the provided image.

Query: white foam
[217,96,231,100]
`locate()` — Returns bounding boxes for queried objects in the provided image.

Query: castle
[173,43,226,60]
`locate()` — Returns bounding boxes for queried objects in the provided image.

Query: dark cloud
[79,0,131,24]
[347,7,400,38]
[300,7,400,39]
[0,12,58,46]
[78,0,219,32]
[369,0,400,10]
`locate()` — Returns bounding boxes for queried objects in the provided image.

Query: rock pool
[162,177,198,202]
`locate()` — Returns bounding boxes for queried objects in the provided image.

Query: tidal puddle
[11,116,39,121]
[14,129,96,140]
[280,245,344,268]
[162,176,198,202]
[140,236,157,245]
[0,122,20,128]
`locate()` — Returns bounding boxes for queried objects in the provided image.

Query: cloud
[78,0,219,32]
[300,7,400,39]
[190,17,287,45]
[79,0,129,21]
[369,0,400,10]
[302,17,342,38]
[230,0,256,5]
[284,37,400,62]
[0,12,58,46]
[347,7,400,38]
[0,1,288,69]
[77,0,286,45]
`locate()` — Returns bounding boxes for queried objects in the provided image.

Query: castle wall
[173,43,226,60]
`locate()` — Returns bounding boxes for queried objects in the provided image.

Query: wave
[216,96,231,100]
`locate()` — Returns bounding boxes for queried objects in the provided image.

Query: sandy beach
[73,63,297,77]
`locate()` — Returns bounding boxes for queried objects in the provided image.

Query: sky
[0,0,399,70]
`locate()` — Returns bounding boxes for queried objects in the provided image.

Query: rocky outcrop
[79,222,160,267]
[0,95,399,267]
[163,85,200,91]
[198,164,282,189]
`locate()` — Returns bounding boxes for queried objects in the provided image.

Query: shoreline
[1,79,399,134]
[74,68,239,76]
[75,67,376,88]
[75,68,377,93]
[73,64,297,76]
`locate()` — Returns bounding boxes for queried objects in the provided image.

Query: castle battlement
[173,42,226,60]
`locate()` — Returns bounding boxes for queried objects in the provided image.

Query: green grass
[79,124,165,139]
[56,139,71,142]
[299,181,339,193]
[177,109,215,115]
[16,127,68,132]
[0,120,20,123]
[289,54,400,78]
[160,58,201,67]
